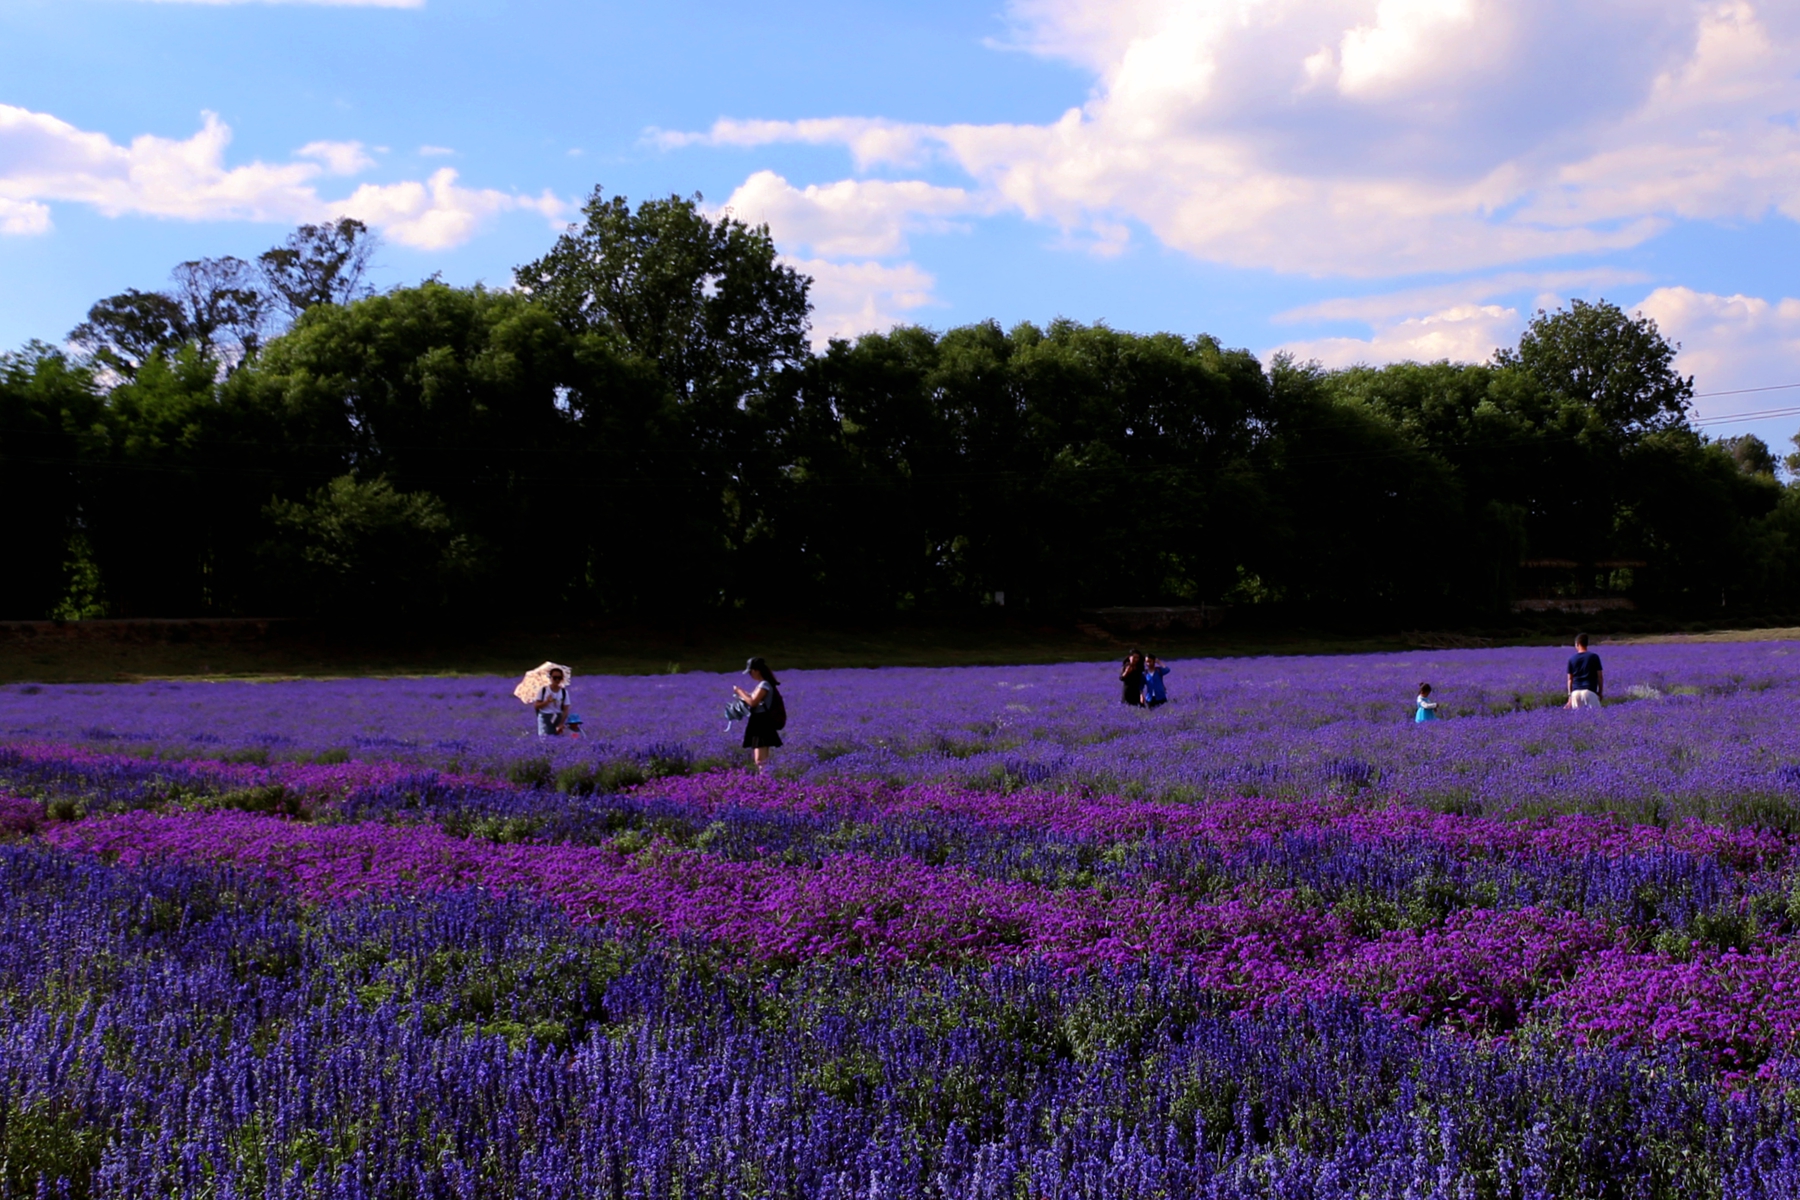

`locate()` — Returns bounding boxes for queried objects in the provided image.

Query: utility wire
[1692,382,1800,399]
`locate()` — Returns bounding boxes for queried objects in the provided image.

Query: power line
[1692,381,1800,398]
[1692,405,1800,428]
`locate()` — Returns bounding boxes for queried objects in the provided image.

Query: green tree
[168,256,268,368]
[1260,355,1464,617]
[516,190,814,608]
[228,280,684,616]
[1321,360,1530,613]
[1621,431,1781,612]
[517,189,811,408]
[264,475,477,617]
[258,218,378,321]
[71,257,270,381]
[0,345,103,618]
[68,290,190,381]
[761,320,1272,615]
[74,345,274,617]
[1493,299,1693,436]
[1724,434,1778,478]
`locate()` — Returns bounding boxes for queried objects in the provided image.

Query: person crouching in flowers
[1415,682,1439,723]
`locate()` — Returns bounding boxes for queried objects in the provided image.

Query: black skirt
[743,711,783,748]
[1121,671,1145,705]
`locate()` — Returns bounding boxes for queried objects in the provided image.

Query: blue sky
[4,0,1800,448]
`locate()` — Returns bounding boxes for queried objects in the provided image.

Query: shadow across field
[0,617,1481,684]
[1,613,1790,684]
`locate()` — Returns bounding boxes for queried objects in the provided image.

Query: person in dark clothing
[733,657,783,772]
[1566,633,1604,708]
[1119,651,1146,706]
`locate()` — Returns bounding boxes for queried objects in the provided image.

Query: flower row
[42,809,1800,1069]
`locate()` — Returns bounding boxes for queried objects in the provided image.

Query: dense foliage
[3,194,1796,622]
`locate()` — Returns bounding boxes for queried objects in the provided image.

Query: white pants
[1567,689,1601,709]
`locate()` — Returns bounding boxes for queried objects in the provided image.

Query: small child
[1415,683,1439,723]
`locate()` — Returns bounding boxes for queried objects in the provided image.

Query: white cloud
[667,1,1800,277]
[791,257,940,345]
[653,118,930,170]
[340,168,565,250]
[1274,270,1651,326]
[719,170,981,258]
[296,140,376,176]
[1264,270,1654,370]
[702,172,973,343]
[1267,282,1800,423]
[1274,303,1523,369]
[1635,286,1800,417]
[416,145,455,158]
[0,105,567,250]
[0,197,52,236]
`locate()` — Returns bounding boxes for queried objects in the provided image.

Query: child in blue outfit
[1415,682,1439,722]
[1142,656,1170,707]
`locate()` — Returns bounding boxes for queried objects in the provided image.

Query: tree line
[4,189,1797,626]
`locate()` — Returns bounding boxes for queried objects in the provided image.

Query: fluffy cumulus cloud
[673,0,1800,337]
[705,172,977,341]
[1637,287,1800,418]
[295,140,377,176]
[0,198,52,236]
[1275,303,1524,370]
[1267,277,1800,418]
[719,170,981,258]
[795,258,941,345]
[1268,268,1648,367]
[0,105,564,249]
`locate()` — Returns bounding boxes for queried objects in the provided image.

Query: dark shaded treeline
[3,191,1797,624]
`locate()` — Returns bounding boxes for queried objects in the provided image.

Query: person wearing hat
[732,657,784,773]
[562,713,585,739]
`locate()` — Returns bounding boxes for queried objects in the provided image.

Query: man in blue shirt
[1566,633,1603,708]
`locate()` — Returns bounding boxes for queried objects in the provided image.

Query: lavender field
[6,640,1800,818]
[4,642,1800,1197]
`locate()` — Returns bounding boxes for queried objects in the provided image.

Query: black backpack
[769,686,788,730]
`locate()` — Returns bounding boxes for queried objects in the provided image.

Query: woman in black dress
[733,657,783,773]
[1119,650,1146,706]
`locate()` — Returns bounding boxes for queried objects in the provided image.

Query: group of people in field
[1117,651,1172,707]
[531,657,786,773]
[1414,633,1605,723]
[525,632,1607,778]
[1118,633,1606,724]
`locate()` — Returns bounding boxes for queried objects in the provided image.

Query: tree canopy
[4,196,1798,625]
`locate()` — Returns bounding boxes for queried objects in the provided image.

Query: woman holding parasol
[515,662,572,736]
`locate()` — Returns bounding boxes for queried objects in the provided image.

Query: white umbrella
[514,662,573,704]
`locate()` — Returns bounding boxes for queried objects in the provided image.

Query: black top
[1120,665,1145,704]
[1567,651,1603,692]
